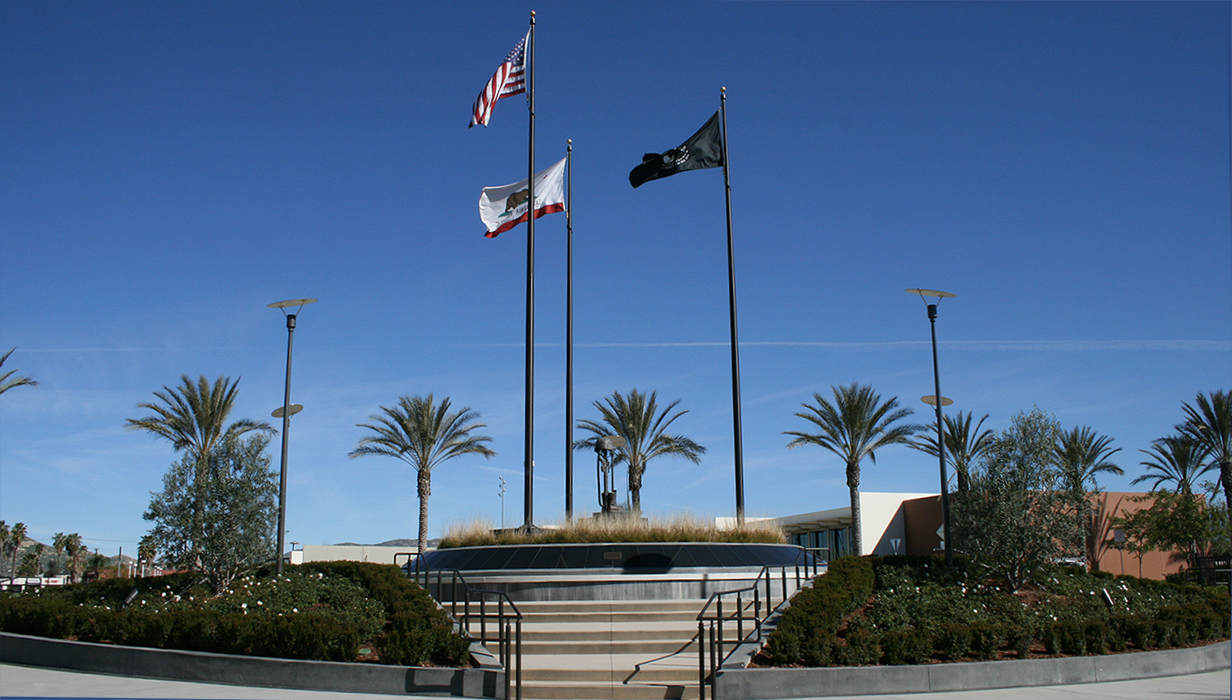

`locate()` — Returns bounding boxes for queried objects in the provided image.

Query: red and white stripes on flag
[469,30,529,128]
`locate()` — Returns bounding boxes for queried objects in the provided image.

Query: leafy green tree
[0,348,39,396]
[1179,390,1232,527]
[144,432,278,593]
[573,389,706,515]
[785,383,921,556]
[910,410,993,493]
[127,375,273,567]
[350,394,495,555]
[951,407,1086,591]
[1054,426,1123,494]
[1132,435,1212,496]
[1109,491,1220,564]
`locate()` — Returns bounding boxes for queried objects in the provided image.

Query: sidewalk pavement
[2,664,1228,700]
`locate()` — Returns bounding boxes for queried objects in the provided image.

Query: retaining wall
[0,633,502,698]
[713,640,1230,699]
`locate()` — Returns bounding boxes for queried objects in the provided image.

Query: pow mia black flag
[629,111,725,188]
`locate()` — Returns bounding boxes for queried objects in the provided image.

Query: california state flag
[479,158,567,238]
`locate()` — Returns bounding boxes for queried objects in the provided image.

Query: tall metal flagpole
[565,139,574,522]
[720,87,746,525]
[523,11,536,531]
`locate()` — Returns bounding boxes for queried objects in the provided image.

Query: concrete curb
[0,633,502,698]
[712,640,1230,699]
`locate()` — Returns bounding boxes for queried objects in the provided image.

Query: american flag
[469,31,528,128]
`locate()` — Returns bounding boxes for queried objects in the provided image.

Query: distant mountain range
[332,539,437,548]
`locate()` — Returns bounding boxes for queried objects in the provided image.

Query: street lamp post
[907,288,955,567]
[268,298,316,574]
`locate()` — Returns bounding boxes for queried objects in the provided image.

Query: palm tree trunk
[848,463,862,556]
[417,470,431,555]
[628,463,643,514]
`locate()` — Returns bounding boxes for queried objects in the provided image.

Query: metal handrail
[694,547,825,700]
[397,553,523,700]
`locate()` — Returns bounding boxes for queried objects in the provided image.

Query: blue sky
[2,1,1229,557]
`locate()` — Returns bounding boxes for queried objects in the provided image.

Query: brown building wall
[1091,492,1190,580]
[898,492,1188,580]
[902,496,942,557]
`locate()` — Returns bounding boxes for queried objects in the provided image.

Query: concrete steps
[505,599,710,700]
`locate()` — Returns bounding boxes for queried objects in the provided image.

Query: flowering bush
[0,561,468,666]
[760,555,1229,667]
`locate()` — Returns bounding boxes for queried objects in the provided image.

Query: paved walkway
[1,664,1228,700]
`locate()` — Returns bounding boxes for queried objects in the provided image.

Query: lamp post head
[906,289,953,321]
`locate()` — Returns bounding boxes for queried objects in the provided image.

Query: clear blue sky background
[2,1,1230,557]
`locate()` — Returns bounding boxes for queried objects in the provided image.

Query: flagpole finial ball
[530,10,535,16]
[568,139,572,144]
[721,86,726,93]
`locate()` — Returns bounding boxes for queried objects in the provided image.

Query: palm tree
[63,533,83,583]
[350,394,495,555]
[52,532,67,577]
[573,389,707,514]
[138,535,157,577]
[1132,434,1213,496]
[126,375,272,567]
[0,522,9,577]
[785,383,922,556]
[910,411,993,493]
[1054,426,1124,494]
[1179,390,1232,525]
[0,348,39,396]
[6,522,27,578]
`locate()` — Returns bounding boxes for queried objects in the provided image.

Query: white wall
[297,545,419,566]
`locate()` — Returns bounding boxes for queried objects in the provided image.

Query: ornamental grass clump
[438,514,786,548]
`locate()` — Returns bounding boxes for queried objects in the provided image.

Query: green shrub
[0,562,468,667]
[1005,625,1032,658]
[968,622,1003,661]
[762,556,874,667]
[834,628,880,666]
[879,627,932,665]
[935,623,971,661]
[1083,621,1108,655]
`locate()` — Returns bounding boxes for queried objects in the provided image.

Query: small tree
[785,384,920,556]
[951,407,1085,591]
[63,533,84,583]
[5,522,27,578]
[1108,491,1218,566]
[574,389,706,514]
[1179,390,1232,529]
[910,410,993,493]
[144,432,278,593]
[350,394,495,555]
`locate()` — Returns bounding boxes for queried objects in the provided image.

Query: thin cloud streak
[462,340,1232,351]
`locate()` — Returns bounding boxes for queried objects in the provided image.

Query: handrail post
[716,598,724,659]
[698,621,707,700]
[503,621,512,700]
[709,622,718,685]
[480,596,487,646]
[451,572,458,616]
[516,617,523,700]
[739,592,746,641]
